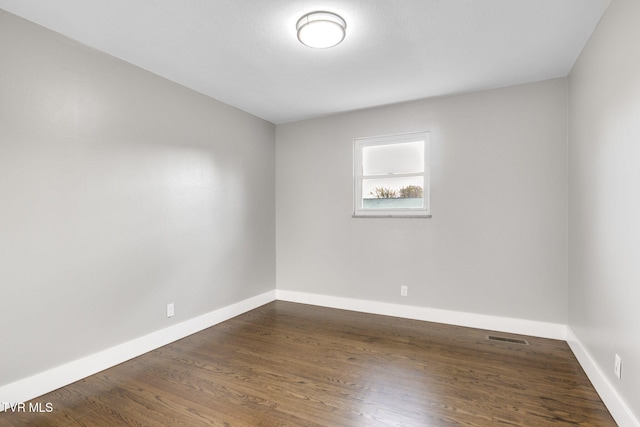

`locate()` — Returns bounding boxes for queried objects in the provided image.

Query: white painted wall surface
[0,11,275,386]
[276,79,568,324]
[568,0,640,421]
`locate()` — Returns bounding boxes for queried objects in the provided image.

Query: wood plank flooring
[1,301,615,426]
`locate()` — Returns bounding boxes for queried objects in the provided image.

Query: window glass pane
[361,176,424,209]
[362,140,424,175]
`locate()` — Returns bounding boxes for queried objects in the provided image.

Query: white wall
[0,11,275,386]
[276,79,568,324]
[568,0,640,421]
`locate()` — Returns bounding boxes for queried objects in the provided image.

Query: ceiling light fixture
[296,11,346,49]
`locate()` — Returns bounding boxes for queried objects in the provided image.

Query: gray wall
[568,0,640,418]
[276,79,568,324]
[0,11,275,385]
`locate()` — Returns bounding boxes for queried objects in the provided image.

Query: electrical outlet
[167,303,175,318]
[614,354,622,379]
[400,285,408,297]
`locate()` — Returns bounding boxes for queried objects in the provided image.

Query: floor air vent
[486,335,529,345]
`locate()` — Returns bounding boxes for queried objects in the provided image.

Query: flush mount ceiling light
[296,11,346,49]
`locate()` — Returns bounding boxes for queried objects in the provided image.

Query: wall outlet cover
[614,354,622,379]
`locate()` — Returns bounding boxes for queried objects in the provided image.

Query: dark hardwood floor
[1,301,615,426]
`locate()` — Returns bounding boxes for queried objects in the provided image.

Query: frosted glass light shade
[296,11,346,49]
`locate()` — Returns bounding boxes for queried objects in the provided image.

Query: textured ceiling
[0,0,611,124]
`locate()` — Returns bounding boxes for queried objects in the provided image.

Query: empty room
[0,0,638,426]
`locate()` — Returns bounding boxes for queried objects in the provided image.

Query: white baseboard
[566,328,640,427]
[0,290,276,409]
[276,290,567,340]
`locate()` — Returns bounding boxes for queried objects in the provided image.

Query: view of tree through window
[369,184,424,199]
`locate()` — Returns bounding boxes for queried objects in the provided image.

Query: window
[353,131,430,217]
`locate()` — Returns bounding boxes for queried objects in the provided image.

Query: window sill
[352,214,432,219]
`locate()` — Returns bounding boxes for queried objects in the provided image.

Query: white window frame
[353,131,430,218]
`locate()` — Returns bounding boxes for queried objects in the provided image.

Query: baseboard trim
[0,290,276,409]
[275,290,567,340]
[566,328,639,427]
